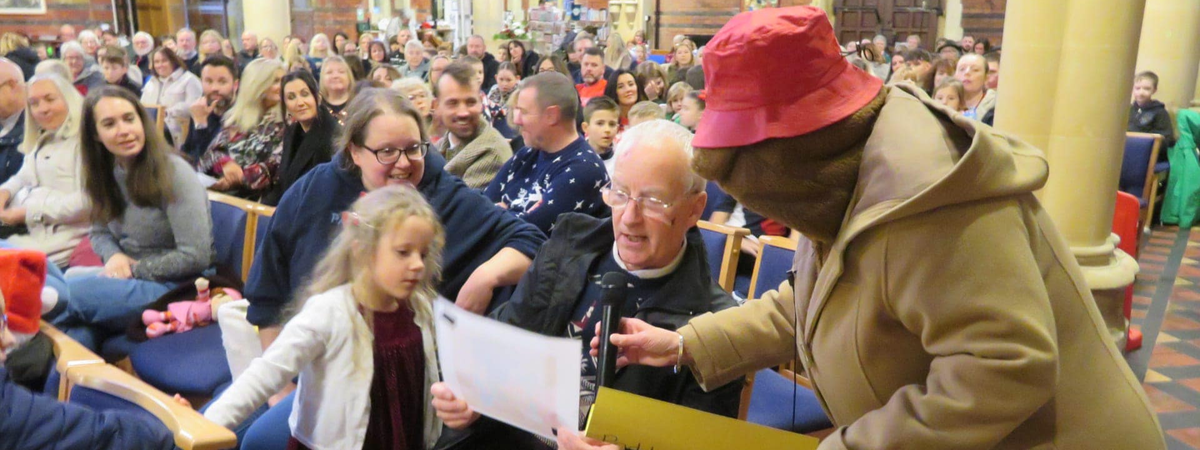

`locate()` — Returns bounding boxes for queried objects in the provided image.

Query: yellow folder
[585,387,820,450]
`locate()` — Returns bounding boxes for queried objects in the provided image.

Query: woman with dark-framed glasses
[220,87,546,446]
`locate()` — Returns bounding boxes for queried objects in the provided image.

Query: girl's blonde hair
[198,29,223,62]
[934,78,967,111]
[309,33,332,59]
[670,40,696,70]
[0,32,29,55]
[223,58,284,132]
[605,31,631,70]
[666,81,693,105]
[292,185,445,333]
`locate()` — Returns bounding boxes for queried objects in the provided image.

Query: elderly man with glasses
[430,119,741,450]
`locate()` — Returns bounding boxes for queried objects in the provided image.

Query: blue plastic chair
[745,368,833,433]
[747,236,797,300]
[130,324,231,396]
[696,221,749,293]
[209,193,252,278]
[1120,132,1166,227]
[702,181,727,221]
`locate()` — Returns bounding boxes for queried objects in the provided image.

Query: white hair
[404,39,424,53]
[34,59,71,81]
[77,30,98,44]
[59,41,84,58]
[22,73,83,154]
[614,119,705,193]
[391,76,430,96]
[133,31,153,43]
[224,58,284,132]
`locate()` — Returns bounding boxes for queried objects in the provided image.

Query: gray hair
[391,76,431,97]
[34,59,71,80]
[23,73,84,153]
[176,28,195,39]
[614,119,705,193]
[59,41,84,58]
[133,31,153,43]
[77,30,98,45]
[404,39,424,53]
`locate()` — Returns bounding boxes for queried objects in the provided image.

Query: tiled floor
[1126,227,1200,450]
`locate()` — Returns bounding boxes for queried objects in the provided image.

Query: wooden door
[834,0,939,49]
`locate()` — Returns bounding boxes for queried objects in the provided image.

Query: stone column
[1136,0,1200,109]
[242,0,292,46]
[994,0,1146,345]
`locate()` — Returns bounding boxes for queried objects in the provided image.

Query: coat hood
[840,83,1048,238]
[1134,99,1166,112]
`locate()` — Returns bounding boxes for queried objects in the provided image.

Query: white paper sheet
[434,299,580,441]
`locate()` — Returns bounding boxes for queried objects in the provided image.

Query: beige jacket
[437,122,513,189]
[680,85,1165,449]
[0,133,89,267]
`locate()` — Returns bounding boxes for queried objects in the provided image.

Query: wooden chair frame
[143,104,167,135]
[1126,132,1165,230]
[66,363,238,450]
[696,220,750,293]
[746,235,799,301]
[39,321,106,400]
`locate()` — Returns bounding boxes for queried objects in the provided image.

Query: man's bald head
[0,57,27,119]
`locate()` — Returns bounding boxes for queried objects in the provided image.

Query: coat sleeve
[1153,110,1177,150]
[819,199,1058,450]
[244,176,307,327]
[203,295,336,429]
[132,161,214,280]
[0,372,175,450]
[678,280,800,391]
[89,221,123,262]
[24,144,88,226]
[456,138,512,190]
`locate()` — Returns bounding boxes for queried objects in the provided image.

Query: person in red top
[575,48,607,106]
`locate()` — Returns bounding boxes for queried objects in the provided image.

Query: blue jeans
[52,275,178,352]
[202,388,293,450]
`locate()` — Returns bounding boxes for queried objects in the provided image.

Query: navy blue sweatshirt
[484,136,610,235]
[181,112,223,164]
[244,150,547,326]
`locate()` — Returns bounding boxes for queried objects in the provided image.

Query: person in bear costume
[558,6,1167,450]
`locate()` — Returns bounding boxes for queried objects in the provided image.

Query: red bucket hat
[0,249,46,335]
[693,6,883,149]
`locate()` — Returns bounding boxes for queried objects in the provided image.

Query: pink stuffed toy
[142,278,242,338]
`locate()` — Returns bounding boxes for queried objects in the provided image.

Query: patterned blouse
[198,111,287,199]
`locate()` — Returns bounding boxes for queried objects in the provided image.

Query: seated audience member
[955,53,996,121]
[246,86,543,350]
[206,186,446,449]
[320,55,355,124]
[370,64,402,85]
[934,78,966,112]
[666,81,692,123]
[141,47,202,145]
[343,54,369,81]
[99,46,141,97]
[581,97,619,172]
[0,74,88,267]
[603,68,646,129]
[175,28,200,72]
[305,33,333,74]
[576,48,608,105]
[486,73,610,234]
[666,40,696,85]
[182,55,238,162]
[0,58,25,185]
[973,37,991,55]
[937,42,963,60]
[433,121,742,449]
[365,41,389,72]
[435,62,512,189]
[1,33,39,80]
[60,41,104,95]
[131,32,155,77]
[605,32,634,71]
[197,58,286,201]
[677,90,704,132]
[196,30,225,74]
[506,40,540,79]
[401,40,430,80]
[627,100,665,128]
[984,50,1001,91]
[393,77,437,139]
[263,71,338,206]
[487,62,521,140]
[258,37,280,61]
[283,42,309,74]
[537,53,572,78]
[426,55,452,88]
[77,30,100,60]
[1130,70,1176,153]
[635,61,667,104]
[459,56,487,93]
[53,86,212,352]
[236,31,258,72]
[902,49,935,94]
[685,64,705,90]
[0,274,176,450]
[887,51,906,82]
[933,55,957,88]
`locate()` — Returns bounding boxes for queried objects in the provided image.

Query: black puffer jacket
[1129,100,1176,157]
[5,46,39,80]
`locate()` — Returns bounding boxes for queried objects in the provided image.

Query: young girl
[933,78,966,112]
[204,186,446,450]
[666,81,692,124]
[487,62,520,140]
[677,90,705,131]
[56,86,213,351]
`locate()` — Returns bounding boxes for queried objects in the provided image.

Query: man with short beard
[575,48,607,105]
[434,62,512,189]
[182,55,238,162]
[175,28,199,73]
[131,32,154,77]
[569,36,612,84]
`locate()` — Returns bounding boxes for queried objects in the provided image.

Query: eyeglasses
[360,141,429,165]
[601,182,690,222]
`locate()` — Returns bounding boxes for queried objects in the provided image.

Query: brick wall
[961,0,1005,47]
[655,0,740,50]
[0,0,117,42]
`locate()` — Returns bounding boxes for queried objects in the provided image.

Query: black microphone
[597,272,628,389]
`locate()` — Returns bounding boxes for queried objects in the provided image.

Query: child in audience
[99,47,142,97]
[677,90,705,132]
[1129,71,1176,152]
[203,186,445,450]
[628,100,665,127]
[581,96,620,172]
[666,81,692,123]
[933,79,966,112]
[54,86,213,352]
[487,62,520,140]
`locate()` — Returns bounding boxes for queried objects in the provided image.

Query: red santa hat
[0,249,47,335]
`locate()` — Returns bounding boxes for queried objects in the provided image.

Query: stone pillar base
[1074,233,1139,347]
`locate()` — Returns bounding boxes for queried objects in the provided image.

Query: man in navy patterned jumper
[485,72,609,234]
